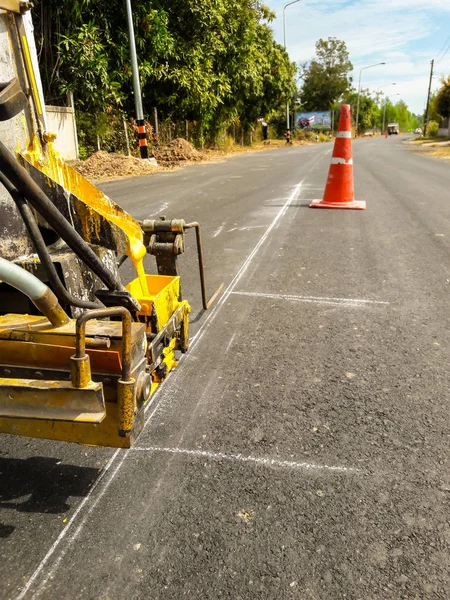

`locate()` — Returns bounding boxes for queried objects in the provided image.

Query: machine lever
[185,222,224,310]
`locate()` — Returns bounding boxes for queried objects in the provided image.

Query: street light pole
[376,83,396,131]
[283,0,303,130]
[355,62,386,136]
[377,83,396,94]
[383,93,400,132]
[125,0,148,159]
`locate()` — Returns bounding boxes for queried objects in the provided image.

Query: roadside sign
[296,111,331,129]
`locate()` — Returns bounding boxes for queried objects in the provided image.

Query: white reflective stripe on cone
[330,157,353,165]
[336,131,352,138]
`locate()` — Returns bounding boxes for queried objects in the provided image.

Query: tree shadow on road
[0,456,99,514]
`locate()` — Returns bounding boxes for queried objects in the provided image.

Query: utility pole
[376,83,396,131]
[283,0,303,131]
[423,59,434,137]
[125,0,148,159]
[355,62,386,136]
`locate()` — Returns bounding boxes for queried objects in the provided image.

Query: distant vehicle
[387,122,400,135]
[414,127,422,134]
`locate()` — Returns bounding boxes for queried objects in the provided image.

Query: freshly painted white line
[24,388,166,599]
[34,451,131,594]
[17,180,306,598]
[336,131,352,138]
[229,290,389,307]
[131,446,359,474]
[330,157,353,165]
[189,180,304,350]
[15,448,122,600]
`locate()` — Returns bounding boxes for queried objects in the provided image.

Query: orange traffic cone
[310,104,366,210]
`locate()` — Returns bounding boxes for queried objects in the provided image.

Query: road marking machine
[0,2,221,447]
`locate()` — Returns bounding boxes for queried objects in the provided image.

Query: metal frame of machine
[0,3,222,448]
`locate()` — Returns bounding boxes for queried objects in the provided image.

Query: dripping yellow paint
[22,138,148,293]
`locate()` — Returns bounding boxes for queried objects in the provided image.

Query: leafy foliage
[427,120,439,137]
[297,36,419,134]
[436,76,450,119]
[32,0,296,145]
[299,38,353,110]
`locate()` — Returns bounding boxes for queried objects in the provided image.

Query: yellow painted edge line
[21,34,42,115]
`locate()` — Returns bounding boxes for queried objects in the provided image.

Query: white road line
[131,446,359,474]
[32,452,131,596]
[24,391,166,599]
[227,225,266,233]
[212,223,226,237]
[225,332,236,354]
[189,180,304,350]
[17,179,306,599]
[15,448,122,600]
[265,196,289,202]
[229,290,389,307]
[149,201,169,217]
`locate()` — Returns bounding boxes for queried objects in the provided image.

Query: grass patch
[431,148,450,159]
[409,136,450,145]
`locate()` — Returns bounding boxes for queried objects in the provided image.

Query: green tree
[428,91,441,122]
[32,0,296,147]
[341,89,380,132]
[436,76,450,119]
[381,99,418,132]
[299,37,353,110]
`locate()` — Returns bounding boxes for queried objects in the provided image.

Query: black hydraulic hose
[0,172,101,310]
[0,139,123,292]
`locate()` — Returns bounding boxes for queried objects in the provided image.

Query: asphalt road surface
[2,136,450,599]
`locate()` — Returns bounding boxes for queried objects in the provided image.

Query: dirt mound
[153,138,203,166]
[74,151,159,180]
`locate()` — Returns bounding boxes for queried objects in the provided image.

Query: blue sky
[266,0,450,114]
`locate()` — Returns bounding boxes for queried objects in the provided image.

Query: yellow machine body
[0,275,190,448]
[0,5,219,449]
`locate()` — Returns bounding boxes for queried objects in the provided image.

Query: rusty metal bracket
[75,307,133,381]
[141,217,223,310]
[73,307,137,437]
[0,1,33,13]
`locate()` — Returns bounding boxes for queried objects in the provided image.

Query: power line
[436,35,450,58]
[436,36,450,64]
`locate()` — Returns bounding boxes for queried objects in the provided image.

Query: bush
[296,129,317,141]
[217,135,235,152]
[77,110,132,158]
[427,120,439,137]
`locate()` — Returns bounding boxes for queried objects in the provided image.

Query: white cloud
[267,0,449,112]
